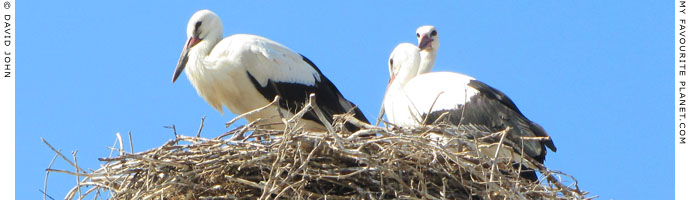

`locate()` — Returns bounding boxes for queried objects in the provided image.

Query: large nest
[44,96,592,199]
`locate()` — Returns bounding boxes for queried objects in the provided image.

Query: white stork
[382,43,557,181]
[415,25,439,75]
[172,10,369,132]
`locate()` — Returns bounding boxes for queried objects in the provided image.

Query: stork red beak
[384,74,396,93]
[418,35,433,50]
[172,36,202,83]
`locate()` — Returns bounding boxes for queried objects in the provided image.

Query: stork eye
[389,59,394,66]
[431,30,437,36]
[416,33,420,38]
[195,21,202,30]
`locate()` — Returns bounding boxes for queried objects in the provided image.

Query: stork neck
[390,67,418,91]
[187,36,221,70]
[418,49,436,75]
[184,36,222,87]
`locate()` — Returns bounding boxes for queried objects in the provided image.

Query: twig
[163,124,178,137]
[43,150,59,200]
[108,133,118,158]
[38,189,55,200]
[197,115,206,137]
[343,114,380,130]
[215,124,246,140]
[225,176,264,189]
[41,138,87,174]
[520,135,553,141]
[376,98,386,126]
[116,132,124,156]
[421,91,445,125]
[72,151,82,198]
[308,94,335,134]
[44,169,93,177]
[128,131,134,154]
[226,95,280,128]
[490,127,510,182]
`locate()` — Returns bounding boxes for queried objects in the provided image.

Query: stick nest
[45,97,593,200]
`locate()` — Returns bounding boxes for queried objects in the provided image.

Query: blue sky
[18,1,670,199]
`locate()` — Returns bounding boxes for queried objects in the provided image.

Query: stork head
[416,25,439,52]
[377,43,421,125]
[172,9,224,83]
[387,43,421,87]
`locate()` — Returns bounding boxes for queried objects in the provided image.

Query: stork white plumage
[415,25,439,75]
[382,43,423,126]
[172,10,369,132]
[382,43,557,181]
